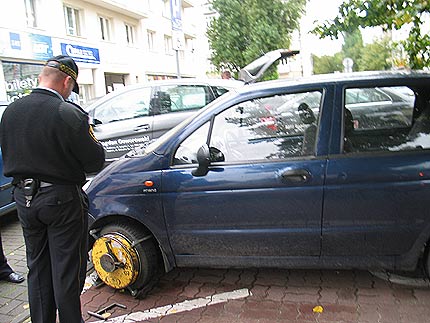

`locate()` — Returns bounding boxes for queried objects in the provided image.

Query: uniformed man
[0,55,105,323]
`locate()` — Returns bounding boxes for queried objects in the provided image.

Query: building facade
[0,0,208,104]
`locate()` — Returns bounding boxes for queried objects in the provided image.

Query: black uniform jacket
[0,88,105,185]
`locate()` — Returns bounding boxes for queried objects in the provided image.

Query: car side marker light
[144,180,154,187]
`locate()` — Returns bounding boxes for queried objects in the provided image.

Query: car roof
[147,70,430,156]
[235,70,430,95]
[85,78,244,111]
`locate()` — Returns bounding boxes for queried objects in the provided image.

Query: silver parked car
[86,50,299,163]
[86,79,243,162]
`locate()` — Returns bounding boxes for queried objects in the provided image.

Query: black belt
[39,181,53,188]
[16,179,53,189]
[16,179,53,208]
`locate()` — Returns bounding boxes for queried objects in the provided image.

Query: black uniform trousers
[14,184,88,323]
[0,230,14,279]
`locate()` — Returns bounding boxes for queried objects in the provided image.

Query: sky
[298,0,383,56]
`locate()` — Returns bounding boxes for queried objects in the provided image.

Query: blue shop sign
[9,33,21,50]
[61,43,100,64]
[170,0,182,31]
[29,34,53,60]
[8,32,52,60]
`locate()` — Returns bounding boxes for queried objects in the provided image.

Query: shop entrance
[104,73,126,94]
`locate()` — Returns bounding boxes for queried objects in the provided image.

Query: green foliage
[207,0,306,79]
[342,29,364,71]
[312,53,343,74]
[312,33,391,74]
[358,37,392,71]
[312,0,430,69]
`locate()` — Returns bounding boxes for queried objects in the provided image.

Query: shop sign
[9,33,21,50]
[61,43,100,64]
[6,32,53,61]
[170,0,182,31]
[3,61,42,102]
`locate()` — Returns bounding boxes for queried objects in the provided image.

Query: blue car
[0,102,15,216]
[86,58,430,296]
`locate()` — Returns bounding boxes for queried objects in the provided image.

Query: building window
[64,6,81,36]
[147,30,155,52]
[24,0,37,27]
[125,24,135,45]
[145,0,152,11]
[185,37,194,54]
[162,0,170,18]
[99,16,111,41]
[164,35,173,55]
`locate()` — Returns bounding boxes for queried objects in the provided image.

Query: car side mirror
[192,144,210,176]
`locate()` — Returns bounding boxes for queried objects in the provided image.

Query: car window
[173,122,210,164]
[173,91,323,165]
[93,87,152,124]
[159,85,212,113]
[208,91,322,162]
[211,86,230,98]
[204,91,322,162]
[343,86,430,153]
[345,88,392,105]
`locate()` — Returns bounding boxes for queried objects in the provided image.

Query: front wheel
[91,223,158,291]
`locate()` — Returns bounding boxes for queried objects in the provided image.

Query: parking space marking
[82,271,99,294]
[90,288,251,323]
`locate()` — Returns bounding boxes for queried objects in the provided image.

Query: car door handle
[280,169,311,183]
[133,124,150,131]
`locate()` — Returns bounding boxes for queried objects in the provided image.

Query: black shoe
[4,272,25,283]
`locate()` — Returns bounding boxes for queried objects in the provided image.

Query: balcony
[182,0,195,8]
[81,0,148,19]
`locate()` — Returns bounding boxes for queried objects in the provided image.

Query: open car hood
[238,49,299,84]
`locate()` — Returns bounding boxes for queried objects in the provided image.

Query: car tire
[92,222,158,291]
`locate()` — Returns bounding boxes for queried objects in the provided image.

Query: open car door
[239,49,299,84]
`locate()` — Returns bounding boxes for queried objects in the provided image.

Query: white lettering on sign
[101,136,150,153]
[5,77,39,102]
[33,42,49,54]
[5,78,38,91]
[65,44,96,60]
[11,39,21,48]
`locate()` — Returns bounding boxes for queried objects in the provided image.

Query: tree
[312,53,343,74]
[207,0,306,80]
[358,37,392,71]
[312,0,430,69]
[342,29,364,71]
[312,35,391,74]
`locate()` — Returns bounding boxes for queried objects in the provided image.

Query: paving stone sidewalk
[3,212,430,323]
[0,212,29,323]
[80,266,430,323]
